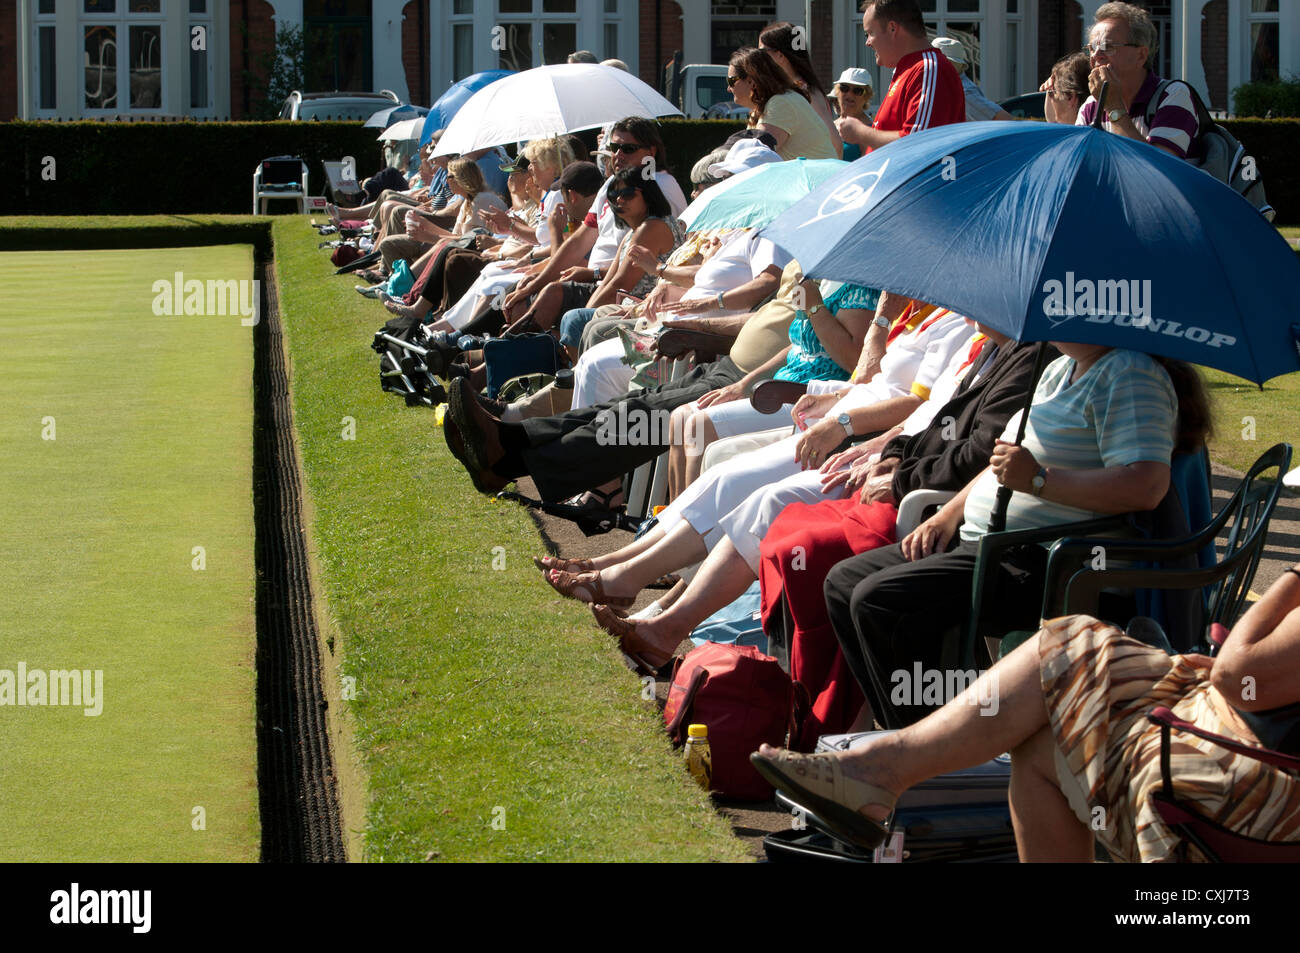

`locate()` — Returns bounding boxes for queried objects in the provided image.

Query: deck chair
[322,159,364,204]
[253,156,309,214]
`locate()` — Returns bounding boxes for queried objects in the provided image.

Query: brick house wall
[1038,0,1084,84]
[811,0,833,91]
[1,4,17,119]
[230,0,277,118]
[1201,0,1227,110]
[639,0,684,93]
[401,0,428,107]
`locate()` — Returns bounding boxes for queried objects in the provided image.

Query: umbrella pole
[987,341,1050,534]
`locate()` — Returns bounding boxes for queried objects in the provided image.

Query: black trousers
[517,356,743,501]
[823,537,1046,728]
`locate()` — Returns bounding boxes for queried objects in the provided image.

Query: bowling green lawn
[0,245,259,861]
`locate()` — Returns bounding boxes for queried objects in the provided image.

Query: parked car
[999,91,1046,120]
[279,90,400,121]
[677,65,742,119]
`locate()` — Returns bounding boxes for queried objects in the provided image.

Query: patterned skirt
[1040,614,1300,862]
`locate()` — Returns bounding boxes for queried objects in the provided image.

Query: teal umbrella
[678,158,848,232]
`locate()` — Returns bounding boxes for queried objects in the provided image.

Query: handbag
[663,643,794,800]
[385,259,414,297]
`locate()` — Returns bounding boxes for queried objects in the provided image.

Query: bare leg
[1009,725,1095,862]
[682,410,719,488]
[665,404,693,501]
[555,525,666,572]
[592,521,709,601]
[623,537,757,658]
[383,296,432,321]
[510,282,565,332]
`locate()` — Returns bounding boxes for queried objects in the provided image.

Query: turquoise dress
[774,281,880,382]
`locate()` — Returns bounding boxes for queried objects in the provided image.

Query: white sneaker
[355,284,386,298]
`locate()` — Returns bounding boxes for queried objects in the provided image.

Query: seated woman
[751,563,1300,861]
[823,345,1210,731]
[539,305,973,629]
[404,156,507,246]
[728,47,838,161]
[666,277,879,498]
[759,21,843,157]
[1040,50,1092,126]
[830,69,874,161]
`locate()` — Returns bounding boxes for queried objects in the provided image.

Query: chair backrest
[259,156,305,187]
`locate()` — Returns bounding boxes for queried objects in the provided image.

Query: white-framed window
[1246,0,1279,82]
[495,0,581,72]
[921,0,985,85]
[80,0,165,112]
[189,0,213,114]
[1004,0,1021,95]
[33,0,58,114]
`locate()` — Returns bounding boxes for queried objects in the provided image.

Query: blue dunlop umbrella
[760,121,1300,385]
[420,70,515,147]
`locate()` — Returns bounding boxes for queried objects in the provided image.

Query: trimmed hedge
[1232,79,1300,118]
[1,116,1297,222]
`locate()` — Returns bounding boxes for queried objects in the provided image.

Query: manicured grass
[1203,366,1300,474]
[0,246,259,861]
[272,219,750,862]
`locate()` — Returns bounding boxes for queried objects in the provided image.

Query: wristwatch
[808,303,826,318]
[1030,466,1048,496]
[1106,107,1125,123]
[873,315,891,330]
[837,412,853,437]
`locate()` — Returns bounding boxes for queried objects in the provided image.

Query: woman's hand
[658,296,717,317]
[481,206,512,233]
[695,382,746,409]
[790,391,840,431]
[794,418,844,471]
[990,439,1040,493]
[901,506,962,561]
[627,243,662,274]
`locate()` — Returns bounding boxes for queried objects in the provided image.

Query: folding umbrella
[433,64,682,158]
[376,117,426,141]
[420,70,515,147]
[364,103,428,129]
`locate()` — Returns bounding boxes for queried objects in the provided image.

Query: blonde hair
[447,157,488,201]
[523,137,576,179]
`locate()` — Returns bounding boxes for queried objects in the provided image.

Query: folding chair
[253,156,309,214]
[322,159,363,205]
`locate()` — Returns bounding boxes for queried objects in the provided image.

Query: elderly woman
[728,47,837,161]
[752,562,1300,861]
[830,69,874,161]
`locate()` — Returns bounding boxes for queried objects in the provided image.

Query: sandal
[544,569,635,608]
[591,604,673,675]
[747,749,896,851]
[533,555,596,574]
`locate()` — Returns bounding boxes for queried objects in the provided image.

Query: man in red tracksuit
[838,0,966,155]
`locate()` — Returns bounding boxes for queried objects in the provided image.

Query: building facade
[5,0,1295,120]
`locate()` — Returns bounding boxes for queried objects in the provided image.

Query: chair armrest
[895,489,956,538]
[656,328,736,362]
[751,380,806,414]
[1147,707,1300,772]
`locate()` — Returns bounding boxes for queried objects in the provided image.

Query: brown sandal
[533,555,595,574]
[545,568,636,608]
[591,604,673,675]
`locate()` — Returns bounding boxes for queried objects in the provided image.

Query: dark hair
[723,127,779,151]
[609,116,671,175]
[1153,357,1214,454]
[558,160,605,197]
[607,167,672,229]
[565,134,592,164]
[861,0,926,38]
[1050,50,1092,102]
[729,47,803,126]
[759,21,828,98]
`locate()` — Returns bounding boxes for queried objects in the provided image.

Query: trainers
[356,284,387,298]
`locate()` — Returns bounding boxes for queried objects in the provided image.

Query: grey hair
[1094,2,1158,68]
[690,147,731,188]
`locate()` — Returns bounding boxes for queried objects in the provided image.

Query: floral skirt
[1039,614,1300,862]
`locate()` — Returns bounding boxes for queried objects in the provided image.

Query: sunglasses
[839,84,868,94]
[608,142,646,155]
[1085,41,1141,55]
[726,74,746,88]
[610,187,641,201]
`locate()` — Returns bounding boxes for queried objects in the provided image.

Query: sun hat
[833,68,874,90]
[932,37,968,66]
[707,138,783,178]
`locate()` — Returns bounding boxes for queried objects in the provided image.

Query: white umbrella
[377,117,426,141]
[433,63,683,158]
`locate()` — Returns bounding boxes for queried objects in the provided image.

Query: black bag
[482,334,567,400]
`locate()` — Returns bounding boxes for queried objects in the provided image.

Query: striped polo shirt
[1076,71,1202,160]
[960,348,1176,542]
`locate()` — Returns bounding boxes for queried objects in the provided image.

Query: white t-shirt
[589,171,689,270]
[534,188,563,249]
[828,310,973,413]
[679,231,791,310]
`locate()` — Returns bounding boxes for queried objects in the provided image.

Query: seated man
[443,261,806,501]
[1075,1,1201,160]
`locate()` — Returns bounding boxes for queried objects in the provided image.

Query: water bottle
[684,724,712,791]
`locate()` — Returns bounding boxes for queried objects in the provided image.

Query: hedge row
[0,117,1296,222]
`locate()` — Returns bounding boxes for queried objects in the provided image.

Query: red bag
[664,643,793,800]
[330,243,361,267]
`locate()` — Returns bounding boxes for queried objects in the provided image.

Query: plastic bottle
[684,724,712,791]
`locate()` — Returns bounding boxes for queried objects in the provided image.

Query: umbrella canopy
[377,117,426,141]
[760,121,1300,385]
[678,158,848,231]
[364,103,428,129]
[434,63,683,158]
[420,70,515,147]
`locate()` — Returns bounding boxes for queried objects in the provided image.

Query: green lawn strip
[1202,367,1300,475]
[271,219,750,861]
[0,246,259,861]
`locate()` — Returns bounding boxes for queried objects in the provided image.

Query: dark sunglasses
[840,84,868,95]
[726,73,746,88]
[610,186,642,201]
[608,142,646,155]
